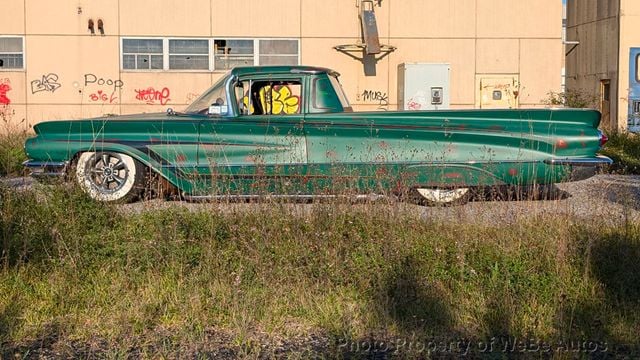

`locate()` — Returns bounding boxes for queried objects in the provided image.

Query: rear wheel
[75,151,145,202]
[414,187,470,206]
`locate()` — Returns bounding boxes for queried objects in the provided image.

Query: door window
[238,80,302,115]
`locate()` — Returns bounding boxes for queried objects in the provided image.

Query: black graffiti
[84,74,124,91]
[361,90,389,105]
[31,73,61,94]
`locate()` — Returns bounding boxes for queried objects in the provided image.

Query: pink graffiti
[407,99,421,110]
[0,79,11,105]
[89,90,118,104]
[135,87,171,105]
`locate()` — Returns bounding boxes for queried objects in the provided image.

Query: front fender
[25,137,193,193]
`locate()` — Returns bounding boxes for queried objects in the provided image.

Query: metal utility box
[397,63,450,111]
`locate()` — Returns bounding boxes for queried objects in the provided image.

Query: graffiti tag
[89,90,118,104]
[31,73,62,94]
[186,92,200,104]
[242,85,300,115]
[407,99,422,110]
[360,90,389,106]
[135,87,171,105]
[84,74,122,104]
[0,78,11,105]
[84,74,124,92]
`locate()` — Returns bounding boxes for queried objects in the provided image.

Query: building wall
[619,0,640,131]
[565,0,620,130]
[0,0,562,131]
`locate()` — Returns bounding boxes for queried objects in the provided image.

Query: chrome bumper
[544,155,613,181]
[23,160,69,181]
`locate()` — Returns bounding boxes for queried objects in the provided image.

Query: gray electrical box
[397,63,450,111]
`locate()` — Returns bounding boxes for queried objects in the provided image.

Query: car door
[196,76,307,195]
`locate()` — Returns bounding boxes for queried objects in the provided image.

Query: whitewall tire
[415,187,470,206]
[75,151,145,202]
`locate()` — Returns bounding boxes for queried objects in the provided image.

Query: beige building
[0,0,563,132]
[566,0,640,131]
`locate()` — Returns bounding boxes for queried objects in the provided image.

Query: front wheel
[414,187,470,206]
[75,152,145,202]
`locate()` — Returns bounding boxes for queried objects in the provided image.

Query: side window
[240,80,302,115]
[312,77,342,113]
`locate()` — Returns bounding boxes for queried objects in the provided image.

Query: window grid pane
[122,54,135,69]
[259,40,298,55]
[259,55,298,66]
[214,39,254,55]
[150,55,163,69]
[0,54,23,69]
[136,54,150,69]
[169,39,208,54]
[123,39,162,54]
[169,55,209,70]
[0,38,23,52]
[214,55,254,70]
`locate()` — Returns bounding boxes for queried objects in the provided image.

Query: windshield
[184,73,230,114]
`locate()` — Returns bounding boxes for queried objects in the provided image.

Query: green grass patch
[0,131,28,177]
[1,186,640,357]
[600,132,640,174]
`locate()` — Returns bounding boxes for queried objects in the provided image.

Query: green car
[23,65,611,204]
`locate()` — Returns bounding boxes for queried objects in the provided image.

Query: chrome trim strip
[182,193,387,202]
[23,160,68,168]
[544,155,613,167]
[23,160,69,179]
[31,172,67,178]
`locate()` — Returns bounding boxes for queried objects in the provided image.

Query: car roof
[230,65,340,77]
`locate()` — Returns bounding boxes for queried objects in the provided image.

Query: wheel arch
[406,163,507,188]
[69,143,188,193]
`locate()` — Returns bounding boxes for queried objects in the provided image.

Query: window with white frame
[169,39,209,70]
[258,39,298,66]
[213,38,299,70]
[121,38,299,71]
[214,39,254,70]
[122,39,163,70]
[0,37,24,70]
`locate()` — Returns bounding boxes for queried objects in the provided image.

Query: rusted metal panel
[360,0,381,55]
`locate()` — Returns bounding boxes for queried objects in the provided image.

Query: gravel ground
[3,174,640,226]
[121,174,640,227]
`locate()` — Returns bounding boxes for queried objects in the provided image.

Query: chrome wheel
[86,153,129,194]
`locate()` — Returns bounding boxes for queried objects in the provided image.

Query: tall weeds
[1,185,639,356]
